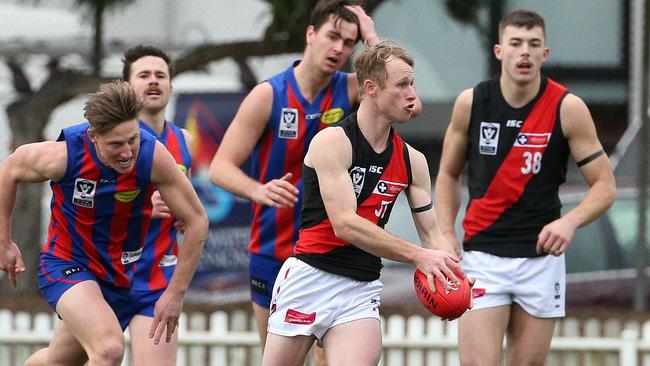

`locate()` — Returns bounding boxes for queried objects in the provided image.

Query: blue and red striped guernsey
[134,121,192,291]
[248,61,351,262]
[43,122,157,288]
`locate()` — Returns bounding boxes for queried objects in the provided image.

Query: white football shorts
[462,250,565,318]
[267,257,383,342]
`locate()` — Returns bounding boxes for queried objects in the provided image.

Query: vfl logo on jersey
[320,108,344,125]
[479,122,500,155]
[114,189,141,203]
[514,133,551,148]
[121,246,143,265]
[349,166,366,197]
[279,108,299,139]
[73,178,97,208]
[373,180,408,197]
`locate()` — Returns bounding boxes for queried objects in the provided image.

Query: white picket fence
[1,309,650,366]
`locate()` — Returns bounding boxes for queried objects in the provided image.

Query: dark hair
[121,45,174,81]
[84,81,142,135]
[310,0,361,41]
[499,10,546,40]
[355,40,414,91]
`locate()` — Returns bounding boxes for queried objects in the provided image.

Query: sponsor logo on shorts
[121,247,143,265]
[472,288,486,298]
[513,132,551,148]
[320,108,344,125]
[349,166,366,197]
[159,255,177,267]
[479,122,500,155]
[554,281,561,300]
[61,266,86,277]
[72,178,97,208]
[114,189,141,203]
[251,276,269,296]
[279,108,299,139]
[285,308,316,325]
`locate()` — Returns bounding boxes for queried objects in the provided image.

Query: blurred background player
[434,9,616,366]
[0,81,208,366]
[208,0,406,355]
[262,40,460,366]
[23,46,195,366]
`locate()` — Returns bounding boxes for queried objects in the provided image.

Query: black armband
[576,150,605,167]
[411,202,433,213]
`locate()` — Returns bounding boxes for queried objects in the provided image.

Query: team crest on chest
[349,166,366,197]
[479,122,500,155]
[72,178,97,208]
[279,108,299,139]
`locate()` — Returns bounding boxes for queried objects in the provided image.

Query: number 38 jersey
[463,77,569,258]
[295,114,412,281]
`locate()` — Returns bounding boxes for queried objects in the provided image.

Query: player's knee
[88,335,125,365]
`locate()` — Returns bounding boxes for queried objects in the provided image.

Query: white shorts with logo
[462,250,565,318]
[267,257,383,342]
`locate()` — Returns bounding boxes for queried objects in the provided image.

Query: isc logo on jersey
[349,166,366,197]
[73,178,97,208]
[373,180,407,197]
[279,108,298,139]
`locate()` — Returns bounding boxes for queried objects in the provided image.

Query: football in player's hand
[414,268,471,320]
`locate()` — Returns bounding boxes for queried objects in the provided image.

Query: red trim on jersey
[273,84,305,260]
[463,79,567,241]
[46,185,73,261]
[249,120,275,254]
[75,138,106,280]
[107,170,138,287]
[164,126,183,165]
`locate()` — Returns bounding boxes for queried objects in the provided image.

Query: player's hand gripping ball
[414,268,471,320]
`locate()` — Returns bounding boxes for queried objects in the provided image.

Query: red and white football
[413,268,471,319]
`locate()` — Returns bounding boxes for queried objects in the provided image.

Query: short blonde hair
[84,81,142,135]
[354,40,414,91]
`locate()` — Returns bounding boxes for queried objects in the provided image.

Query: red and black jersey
[295,113,412,281]
[463,77,570,257]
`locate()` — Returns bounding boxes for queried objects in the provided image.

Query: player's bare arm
[307,127,462,287]
[404,145,452,254]
[0,141,67,286]
[434,88,473,253]
[344,5,379,46]
[209,82,298,208]
[536,94,616,255]
[150,142,208,344]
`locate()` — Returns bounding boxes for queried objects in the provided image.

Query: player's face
[375,58,417,123]
[306,15,358,74]
[494,25,549,84]
[91,119,141,174]
[128,56,172,114]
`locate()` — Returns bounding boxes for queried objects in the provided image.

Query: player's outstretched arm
[150,142,208,344]
[405,145,456,255]
[209,82,298,208]
[536,94,617,255]
[307,127,463,287]
[434,89,472,254]
[0,141,66,287]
